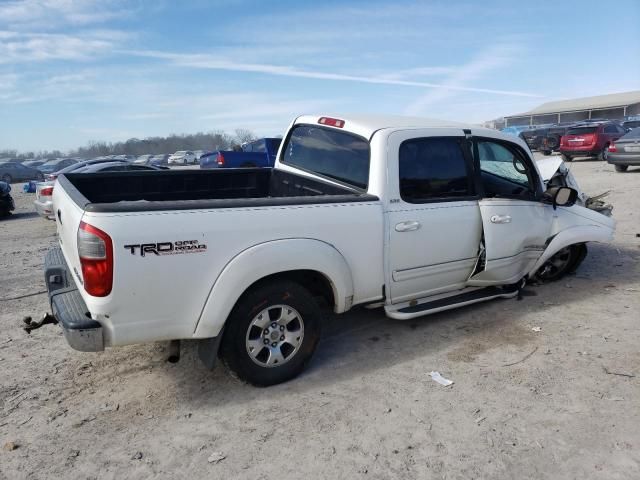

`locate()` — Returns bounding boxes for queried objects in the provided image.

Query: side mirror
[545,186,578,209]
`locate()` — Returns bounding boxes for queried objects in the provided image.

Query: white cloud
[0,0,131,29]
[126,49,540,98]
[0,29,127,64]
[404,44,527,116]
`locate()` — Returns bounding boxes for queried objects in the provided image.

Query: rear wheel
[1,174,11,183]
[598,144,609,161]
[614,165,628,172]
[534,244,587,282]
[220,280,322,386]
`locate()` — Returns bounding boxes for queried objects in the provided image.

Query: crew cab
[200,138,282,169]
[41,114,615,386]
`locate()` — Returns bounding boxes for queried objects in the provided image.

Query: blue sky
[1,0,639,152]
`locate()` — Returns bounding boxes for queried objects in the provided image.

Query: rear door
[469,137,553,285]
[387,130,483,303]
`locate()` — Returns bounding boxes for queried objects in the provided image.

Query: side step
[385,286,519,320]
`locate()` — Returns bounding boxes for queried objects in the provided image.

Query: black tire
[534,244,587,283]
[597,144,609,161]
[560,154,572,162]
[614,165,628,172]
[220,280,322,386]
[1,174,12,183]
[542,150,552,156]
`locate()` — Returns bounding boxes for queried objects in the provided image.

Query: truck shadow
[162,241,638,407]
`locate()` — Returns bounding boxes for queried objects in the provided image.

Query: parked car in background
[34,161,164,219]
[559,121,625,161]
[200,138,282,169]
[168,151,196,165]
[150,154,170,166]
[501,125,537,139]
[134,154,153,165]
[0,181,15,217]
[38,158,77,175]
[23,160,47,168]
[622,120,640,132]
[521,124,576,155]
[0,160,44,183]
[606,127,640,172]
[43,157,113,181]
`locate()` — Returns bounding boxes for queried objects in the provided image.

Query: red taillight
[608,143,617,153]
[78,221,113,297]
[318,117,345,128]
[40,186,54,197]
[560,136,566,146]
[217,152,225,166]
[585,133,596,145]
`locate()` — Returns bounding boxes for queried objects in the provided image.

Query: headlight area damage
[536,157,613,216]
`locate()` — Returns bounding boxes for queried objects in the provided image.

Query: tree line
[1,128,260,160]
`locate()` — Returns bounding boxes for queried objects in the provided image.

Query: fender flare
[193,238,354,338]
[531,224,614,274]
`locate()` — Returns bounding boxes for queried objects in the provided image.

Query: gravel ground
[1,158,639,479]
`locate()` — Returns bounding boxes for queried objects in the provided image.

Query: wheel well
[244,270,336,308]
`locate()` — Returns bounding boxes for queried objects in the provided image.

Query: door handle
[395,221,421,232]
[490,214,512,224]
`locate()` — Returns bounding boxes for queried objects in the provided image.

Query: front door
[387,130,482,303]
[468,138,553,285]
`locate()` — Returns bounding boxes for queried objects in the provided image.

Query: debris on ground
[532,327,542,332]
[3,441,19,451]
[208,451,226,464]
[602,366,635,378]
[131,451,143,460]
[429,371,453,386]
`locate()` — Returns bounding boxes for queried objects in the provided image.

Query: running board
[384,286,519,320]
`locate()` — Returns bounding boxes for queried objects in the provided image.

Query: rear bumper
[559,147,600,157]
[607,153,640,165]
[45,247,104,352]
[33,198,54,218]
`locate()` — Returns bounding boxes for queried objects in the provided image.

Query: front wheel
[220,280,322,386]
[534,244,587,283]
[614,165,628,172]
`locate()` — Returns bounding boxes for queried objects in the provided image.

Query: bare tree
[234,128,257,145]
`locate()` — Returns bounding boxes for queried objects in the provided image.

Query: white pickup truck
[41,115,615,385]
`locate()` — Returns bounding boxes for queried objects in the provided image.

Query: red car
[559,121,625,161]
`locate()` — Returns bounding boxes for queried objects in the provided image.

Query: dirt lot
[1,157,639,480]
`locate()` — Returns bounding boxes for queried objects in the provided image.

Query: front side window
[476,140,534,199]
[281,125,370,189]
[604,125,616,133]
[399,137,472,203]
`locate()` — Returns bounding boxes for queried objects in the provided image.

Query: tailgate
[52,181,86,290]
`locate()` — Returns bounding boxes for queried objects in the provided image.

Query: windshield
[567,127,597,135]
[281,125,370,189]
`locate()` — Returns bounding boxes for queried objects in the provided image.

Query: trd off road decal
[124,240,207,257]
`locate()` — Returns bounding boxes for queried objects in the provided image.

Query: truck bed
[59,168,377,212]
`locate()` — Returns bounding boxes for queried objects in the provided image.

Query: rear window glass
[567,127,597,135]
[399,137,472,202]
[281,125,370,189]
[621,128,640,139]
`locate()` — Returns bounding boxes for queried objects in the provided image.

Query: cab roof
[294,114,498,140]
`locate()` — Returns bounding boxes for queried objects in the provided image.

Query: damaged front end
[536,157,613,216]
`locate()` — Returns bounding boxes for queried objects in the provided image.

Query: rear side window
[399,137,472,202]
[247,140,266,153]
[567,127,597,135]
[281,125,370,189]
